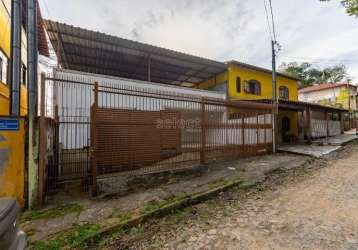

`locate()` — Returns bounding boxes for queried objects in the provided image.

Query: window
[244,79,261,95]
[236,77,241,93]
[279,86,289,100]
[0,49,8,84]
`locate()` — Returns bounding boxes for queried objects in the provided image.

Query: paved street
[105,141,358,250]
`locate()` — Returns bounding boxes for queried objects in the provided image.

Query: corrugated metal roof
[44,20,227,85]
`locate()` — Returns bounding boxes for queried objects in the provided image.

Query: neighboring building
[196,60,301,143]
[0,0,49,116]
[299,83,358,128]
[299,83,357,111]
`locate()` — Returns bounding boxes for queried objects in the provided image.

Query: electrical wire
[263,0,273,41]
[268,0,277,42]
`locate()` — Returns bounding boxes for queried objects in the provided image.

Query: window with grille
[279,86,289,100]
[244,79,261,95]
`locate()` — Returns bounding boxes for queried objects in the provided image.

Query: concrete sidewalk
[278,133,357,158]
[21,153,310,246]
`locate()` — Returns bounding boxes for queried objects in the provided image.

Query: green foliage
[31,224,100,250]
[279,62,350,87]
[321,0,358,17]
[140,193,190,214]
[21,204,84,222]
[109,207,133,222]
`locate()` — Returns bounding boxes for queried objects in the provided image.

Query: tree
[279,62,350,87]
[320,0,358,17]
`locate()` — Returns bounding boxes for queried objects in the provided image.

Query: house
[196,61,299,143]
[39,20,274,198]
[196,61,348,143]
[299,83,358,129]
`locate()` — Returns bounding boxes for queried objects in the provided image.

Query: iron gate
[39,74,274,202]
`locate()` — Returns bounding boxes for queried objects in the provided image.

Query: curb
[83,178,245,246]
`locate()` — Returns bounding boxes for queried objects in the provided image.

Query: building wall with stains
[0,118,25,207]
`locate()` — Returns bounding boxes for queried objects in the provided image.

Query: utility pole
[27,0,39,209]
[10,0,22,116]
[271,40,278,153]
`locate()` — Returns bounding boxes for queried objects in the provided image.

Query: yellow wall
[226,64,298,101]
[198,64,298,102]
[197,63,300,137]
[0,118,25,207]
[0,0,28,116]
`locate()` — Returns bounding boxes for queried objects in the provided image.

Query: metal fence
[39,74,274,201]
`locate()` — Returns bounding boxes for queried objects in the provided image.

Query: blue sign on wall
[0,118,20,131]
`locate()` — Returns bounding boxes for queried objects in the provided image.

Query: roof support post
[306,106,312,144]
[340,112,344,134]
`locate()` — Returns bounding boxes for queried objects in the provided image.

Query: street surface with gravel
[104,141,358,250]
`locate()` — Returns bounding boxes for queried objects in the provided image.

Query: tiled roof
[299,83,356,94]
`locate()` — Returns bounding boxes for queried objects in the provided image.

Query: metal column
[10,0,22,116]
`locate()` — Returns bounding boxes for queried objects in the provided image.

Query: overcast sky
[39,0,358,82]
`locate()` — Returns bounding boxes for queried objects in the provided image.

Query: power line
[263,0,273,41]
[268,0,277,42]
[279,55,356,63]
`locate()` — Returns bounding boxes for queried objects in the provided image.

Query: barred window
[244,79,261,95]
[279,86,289,100]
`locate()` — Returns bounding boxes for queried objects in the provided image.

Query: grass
[109,207,133,222]
[140,193,190,214]
[31,223,100,250]
[21,203,84,223]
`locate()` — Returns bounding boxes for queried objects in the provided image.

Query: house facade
[197,61,300,142]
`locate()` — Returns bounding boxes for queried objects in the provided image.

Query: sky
[38,0,358,82]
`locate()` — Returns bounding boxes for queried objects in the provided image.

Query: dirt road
[106,142,358,250]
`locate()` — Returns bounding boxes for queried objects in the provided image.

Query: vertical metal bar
[38,74,46,206]
[91,82,98,196]
[10,0,22,115]
[200,98,206,164]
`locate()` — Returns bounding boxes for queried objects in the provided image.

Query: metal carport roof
[44,20,227,86]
